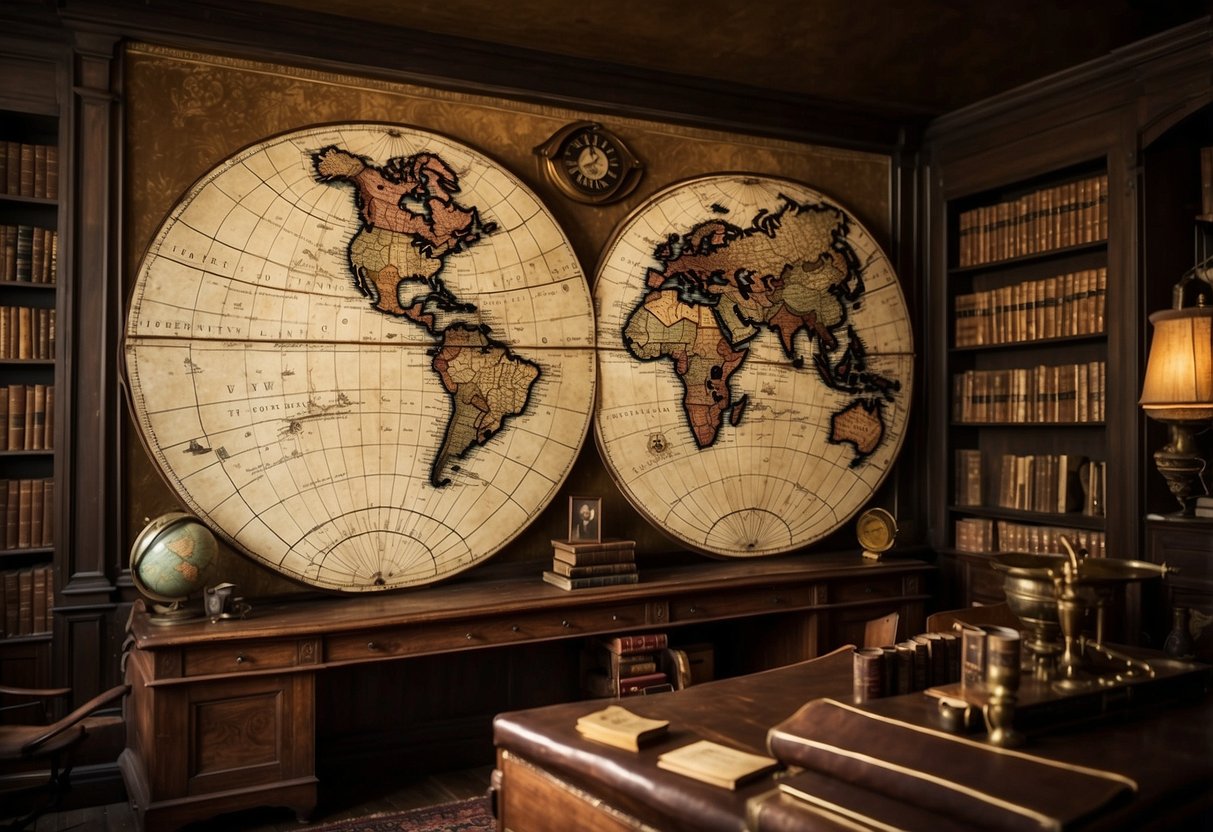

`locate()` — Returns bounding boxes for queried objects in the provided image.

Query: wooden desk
[119,555,930,832]
[493,648,1213,832]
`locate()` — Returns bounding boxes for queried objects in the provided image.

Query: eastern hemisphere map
[124,124,595,592]
[594,175,913,557]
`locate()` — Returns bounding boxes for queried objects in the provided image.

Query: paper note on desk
[575,705,669,751]
[657,739,779,789]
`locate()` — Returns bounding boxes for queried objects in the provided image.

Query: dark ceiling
[257,0,1208,116]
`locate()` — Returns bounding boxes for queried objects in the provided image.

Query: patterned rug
[307,797,494,832]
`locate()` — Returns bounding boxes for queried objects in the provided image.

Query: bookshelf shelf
[947,505,1105,530]
[0,105,59,654]
[948,333,1105,354]
[947,240,1106,277]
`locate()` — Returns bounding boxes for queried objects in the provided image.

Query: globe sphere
[130,512,217,603]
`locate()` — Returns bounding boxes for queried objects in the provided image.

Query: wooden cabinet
[1145,516,1213,662]
[0,50,61,707]
[121,556,930,831]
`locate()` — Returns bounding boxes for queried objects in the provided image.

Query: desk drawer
[669,584,817,623]
[828,576,903,605]
[182,641,302,676]
[325,602,656,663]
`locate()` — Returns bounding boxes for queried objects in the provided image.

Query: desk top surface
[493,648,1213,832]
[128,553,930,648]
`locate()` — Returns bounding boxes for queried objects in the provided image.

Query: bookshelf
[925,22,1213,628]
[0,104,58,694]
[944,165,1111,573]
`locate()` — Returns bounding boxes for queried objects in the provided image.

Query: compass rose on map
[124,123,595,592]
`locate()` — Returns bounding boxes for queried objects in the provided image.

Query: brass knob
[235,654,246,664]
[367,641,380,651]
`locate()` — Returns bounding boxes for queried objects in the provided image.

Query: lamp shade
[1139,306,1213,419]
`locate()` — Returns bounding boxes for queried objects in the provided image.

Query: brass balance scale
[991,537,1171,690]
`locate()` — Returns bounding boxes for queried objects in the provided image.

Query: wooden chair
[925,603,1021,634]
[0,683,128,830]
[863,612,899,648]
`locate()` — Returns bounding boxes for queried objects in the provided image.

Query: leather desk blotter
[767,698,1136,832]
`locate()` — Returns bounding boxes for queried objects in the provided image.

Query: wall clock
[535,121,643,204]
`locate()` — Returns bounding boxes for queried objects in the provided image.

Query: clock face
[536,122,642,205]
[856,508,897,552]
[562,132,620,193]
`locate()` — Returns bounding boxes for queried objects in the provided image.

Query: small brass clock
[535,121,643,205]
[856,507,898,561]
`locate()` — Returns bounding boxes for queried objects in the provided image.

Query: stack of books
[541,537,637,590]
[1195,495,1213,519]
[583,632,672,698]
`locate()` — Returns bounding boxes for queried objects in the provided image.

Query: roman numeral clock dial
[536,122,643,205]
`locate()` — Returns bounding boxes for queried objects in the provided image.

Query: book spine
[553,561,637,578]
[553,547,636,566]
[608,633,669,654]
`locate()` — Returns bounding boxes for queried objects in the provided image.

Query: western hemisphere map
[593,175,914,557]
[123,123,596,592]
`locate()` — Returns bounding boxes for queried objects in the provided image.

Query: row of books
[953,267,1105,347]
[0,305,55,360]
[0,478,54,550]
[0,384,54,451]
[2,224,58,284]
[951,361,1105,424]
[0,141,59,200]
[542,537,637,590]
[582,632,677,698]
[1,563,54,638]
[954,517,1106,557]
[956,173,1107,267]
[955,450,1105,517]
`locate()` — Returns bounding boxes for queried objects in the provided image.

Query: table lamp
[1139,271,1213,515]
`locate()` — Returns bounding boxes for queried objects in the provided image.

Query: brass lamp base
[1151,420,1210,516]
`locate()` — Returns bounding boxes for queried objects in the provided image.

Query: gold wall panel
[122,43,893,594]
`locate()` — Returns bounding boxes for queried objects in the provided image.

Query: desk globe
[130,512,217,625]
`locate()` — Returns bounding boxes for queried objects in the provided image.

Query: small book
[553,546,636,567]
[575,705,669,751]
[617,671,669,696]
[602,633,668,654]
[551,538,636,554]
[542,570,639,591]
[551,560,637,578]
[656,739,778,790]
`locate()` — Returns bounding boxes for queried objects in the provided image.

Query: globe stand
[147,598,205,626]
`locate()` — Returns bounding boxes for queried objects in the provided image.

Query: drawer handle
[561,620,571,628]
[511,625,520,632]
[688,605,698,614]
[865,586,873,594]
[771,596,782,605]
[234,654,247,664]
[466,633,474,640]
[367,641,381,651]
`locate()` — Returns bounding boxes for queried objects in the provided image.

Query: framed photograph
[568,496,602,542]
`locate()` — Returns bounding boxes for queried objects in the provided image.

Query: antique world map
[125,124,913,590]
[124,124,595,591]
[594,175,913,557]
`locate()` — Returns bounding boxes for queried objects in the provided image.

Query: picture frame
[568,496,602,542]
